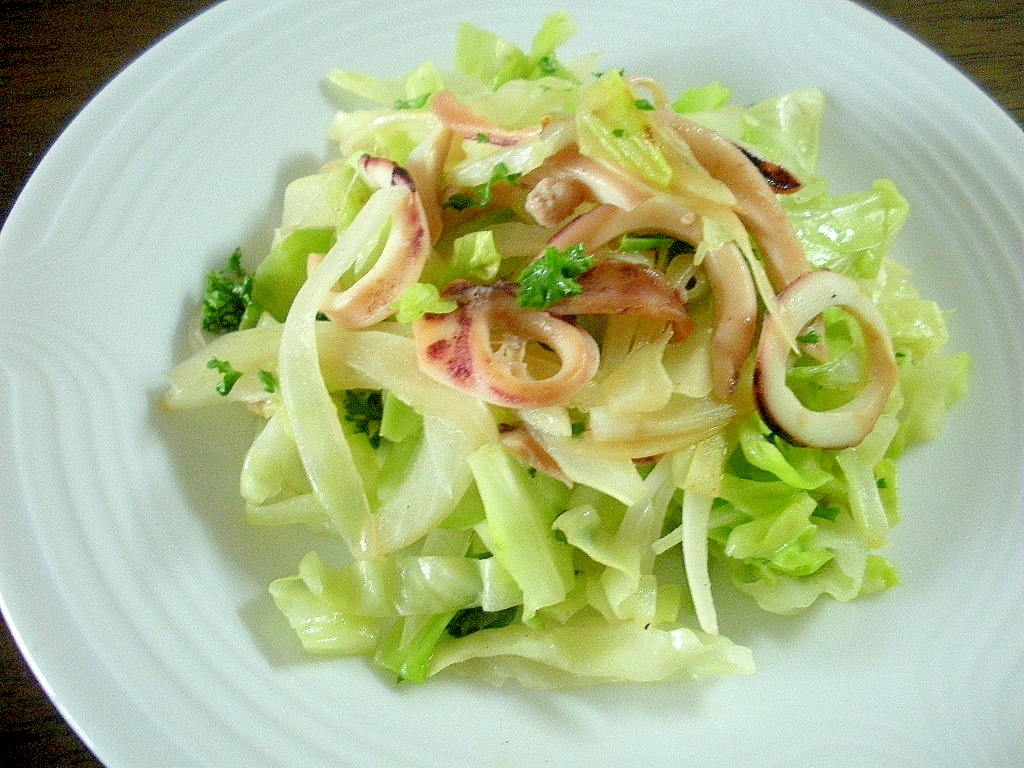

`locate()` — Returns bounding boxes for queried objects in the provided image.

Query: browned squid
[659,111,811,292]
[522,147,654,225]
[317,155,431,328]
[403,122,454,245]
[412,281,600,408]
[542,198,757,399]
[430,89,546,147]
[755,269,898,449]
[547,258,696,343]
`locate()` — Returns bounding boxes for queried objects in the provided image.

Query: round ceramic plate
[2,1,1022,766]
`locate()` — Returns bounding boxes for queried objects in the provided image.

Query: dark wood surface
[1,1,1021,765]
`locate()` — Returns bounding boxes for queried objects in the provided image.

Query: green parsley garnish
[812,504,841,522]
[442,162,522,210]
[394,93,431,110]
[536,55,559,74]
[258,370,278,393]
[516,243,594,309]
[201,248,262,335]
[341,389,385,448]
[207,358,243,396]
[446,605,519,638]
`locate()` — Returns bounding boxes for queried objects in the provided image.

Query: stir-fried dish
[162,14,968,686]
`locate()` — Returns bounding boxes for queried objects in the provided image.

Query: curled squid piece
[661,112,811,292]
[546,198,701,252]
[412,281,600,408]
[703,242,758,400]
[430,90,545,147]
[523,147,653,226]
[499,424,574,487]
[546,199,756,397]
[318,155,431,327]
[403,122,454,245]
[548,259,695,343]
[754,269,898,449]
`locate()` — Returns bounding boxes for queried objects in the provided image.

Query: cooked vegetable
[201,249,262,334]
[515,243,594,309]
[161,13,968,688]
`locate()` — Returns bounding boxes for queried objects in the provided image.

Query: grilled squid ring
[754,269,898,449]
[413,281,600,409]
[318,155,430,328]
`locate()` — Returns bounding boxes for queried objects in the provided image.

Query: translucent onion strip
[278,186,405,554]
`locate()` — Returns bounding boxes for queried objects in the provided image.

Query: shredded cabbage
[161,14,967,688]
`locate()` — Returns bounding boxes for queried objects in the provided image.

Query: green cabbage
[163,13,968,688]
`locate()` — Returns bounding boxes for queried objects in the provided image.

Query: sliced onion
[754,269,898,449]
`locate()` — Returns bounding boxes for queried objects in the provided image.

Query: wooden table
[2,2,1021,765]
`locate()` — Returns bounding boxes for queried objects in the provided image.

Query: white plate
[2,1,1022,766]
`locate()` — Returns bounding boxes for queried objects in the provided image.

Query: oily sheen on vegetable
[161,13,968,687]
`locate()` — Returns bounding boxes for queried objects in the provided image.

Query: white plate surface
[1,1,1022,766]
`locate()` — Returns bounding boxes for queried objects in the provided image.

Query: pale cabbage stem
[654,435,728,635]
[278,186,406,555]
[681,490,718,635]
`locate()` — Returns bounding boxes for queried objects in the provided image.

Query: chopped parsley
[812,503,841,522]
[442,161,522,210]
[258,370,278,393]
[536,55,559,74]
[201,248,262,335]
[445,605,518,638]
[516,243,595,309]
[341,389,384,448]
[207,358,243,396]
[394,93,430,110]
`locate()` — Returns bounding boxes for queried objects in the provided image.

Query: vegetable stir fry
[162,13,968,687]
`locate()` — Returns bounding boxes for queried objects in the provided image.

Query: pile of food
[162,13,968,687]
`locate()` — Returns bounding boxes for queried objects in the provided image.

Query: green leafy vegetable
[576,69,673,188]
[201,249,262,334]
[516,243,594,309]
[340,389,385,448]
[251,229,337,322]
[455,11,577,90]
[442,161,522,210]
[672,81,732,113]
[394,283,458,324]
[207,358,243,396]
[446,604,518,638]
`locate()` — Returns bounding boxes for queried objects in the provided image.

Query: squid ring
[413,282,600,408]
[754,269,898,449]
